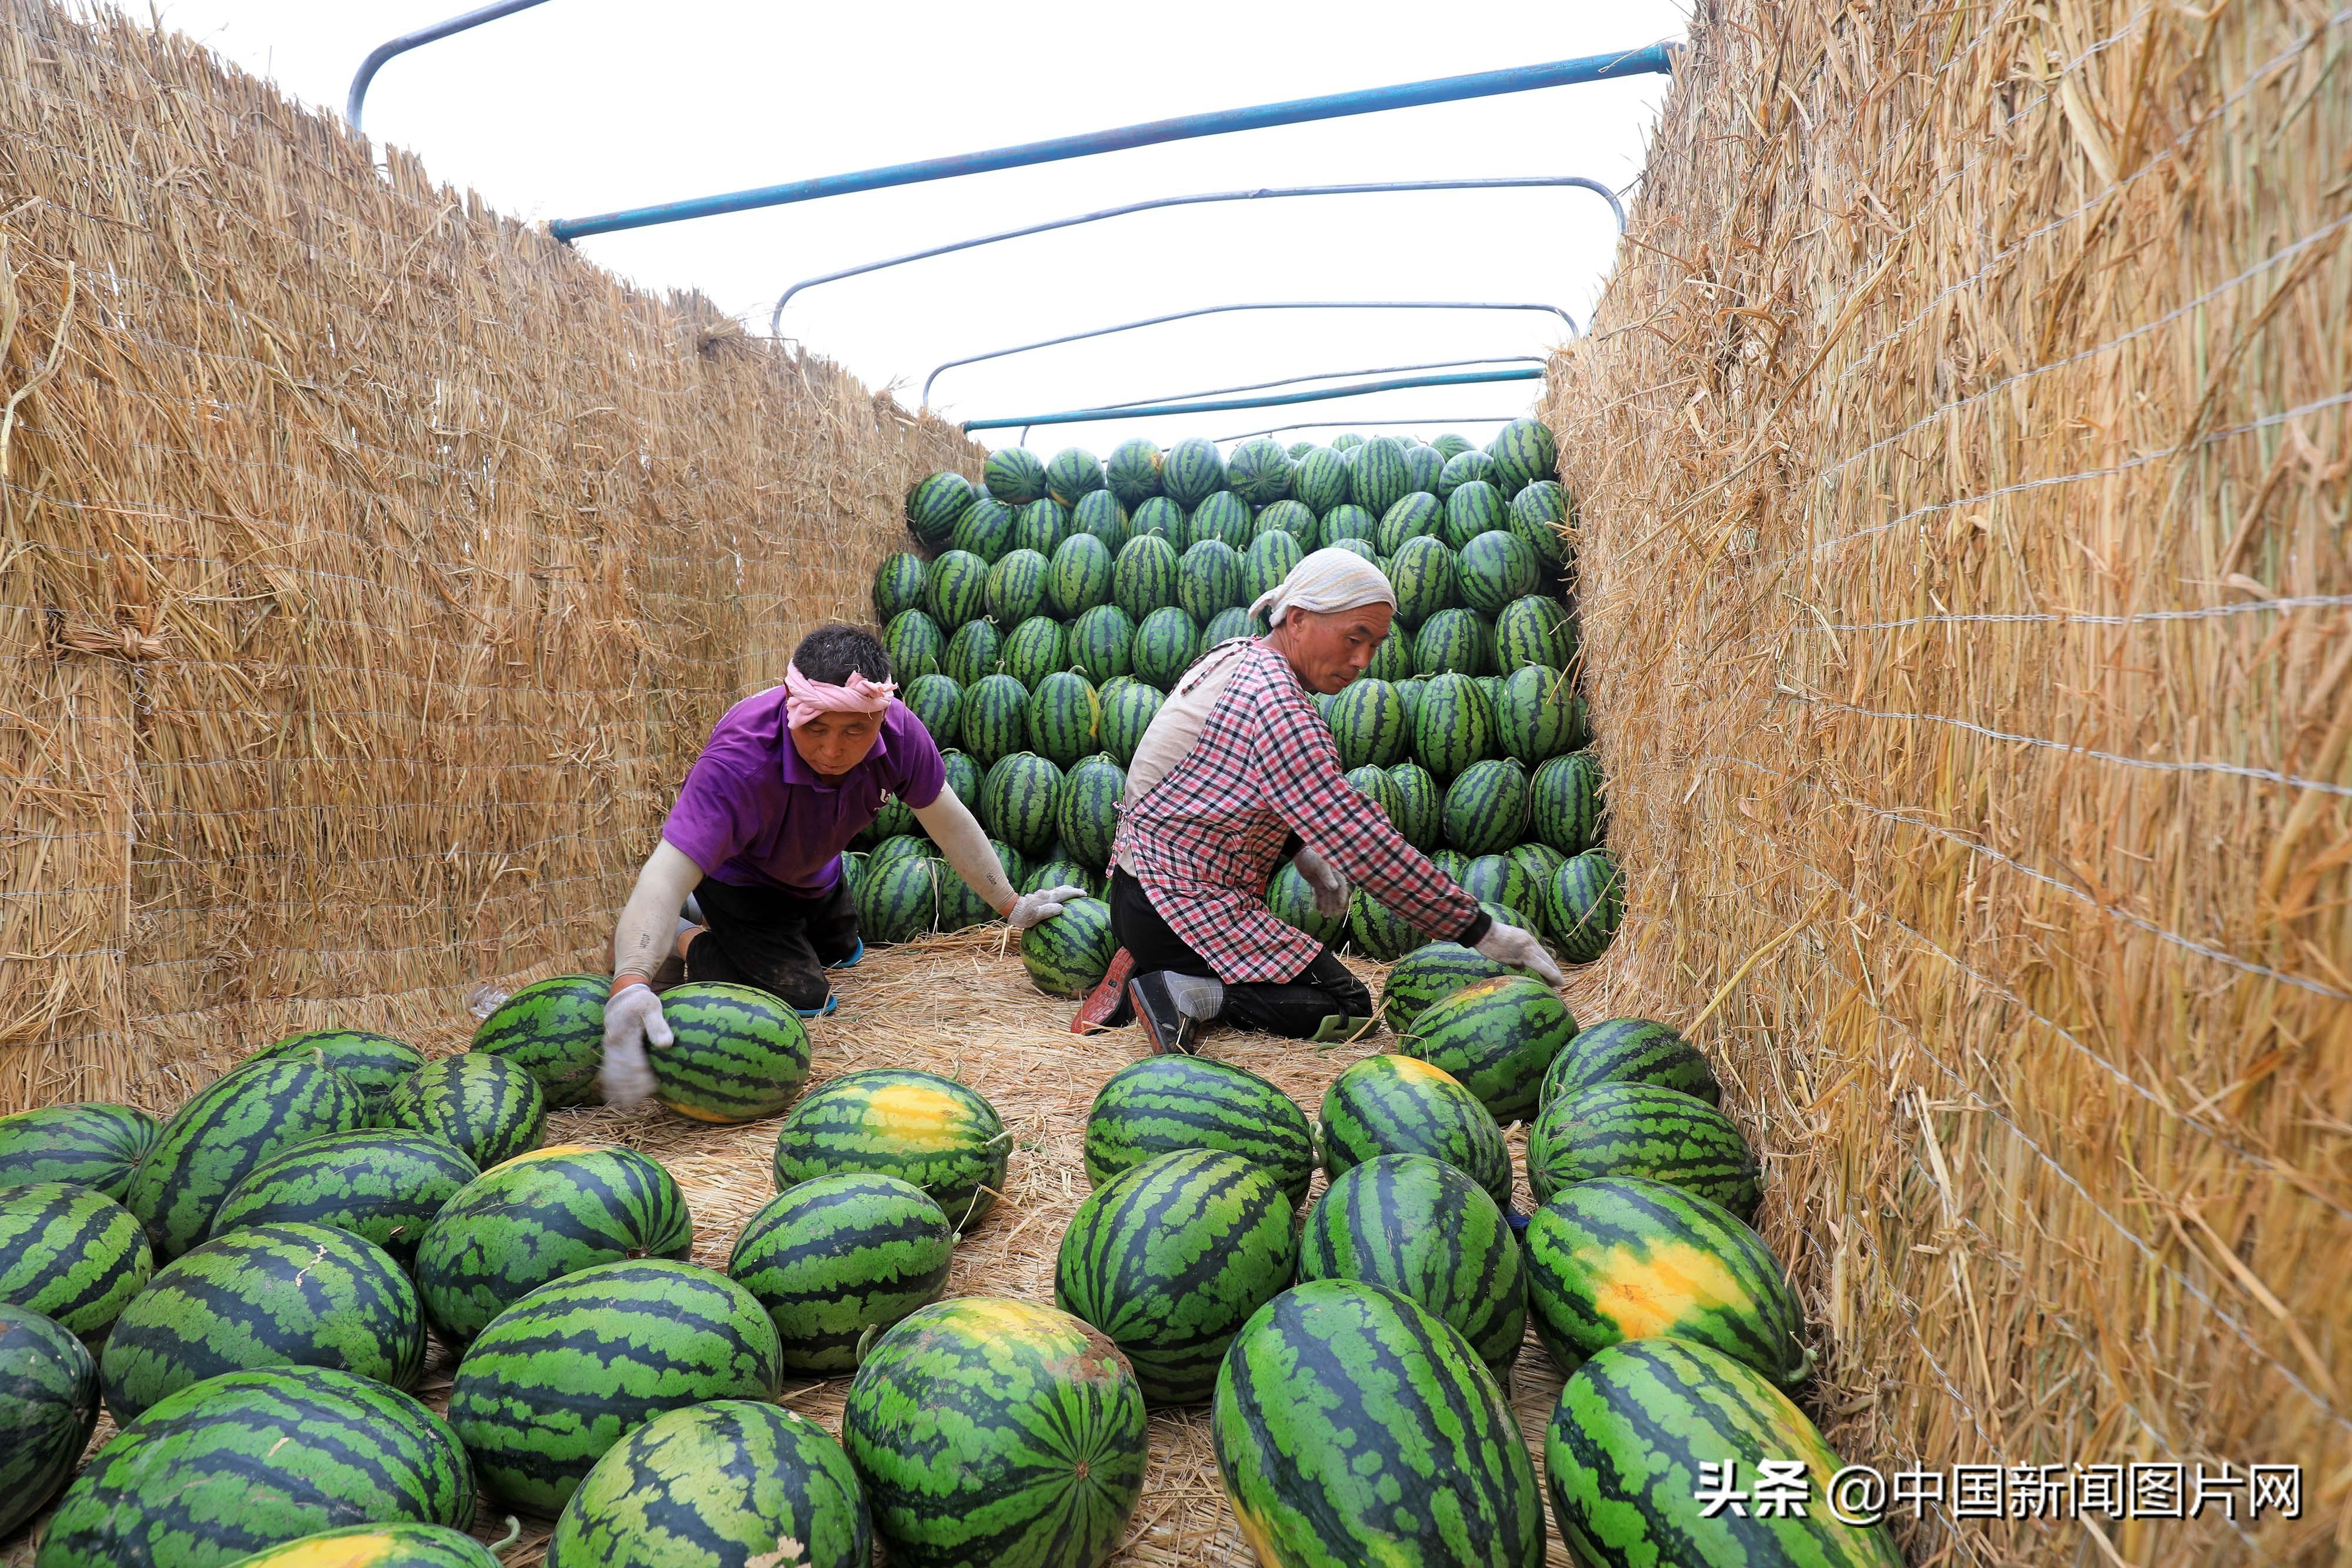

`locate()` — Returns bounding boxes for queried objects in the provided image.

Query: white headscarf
[1248,548,1398,627]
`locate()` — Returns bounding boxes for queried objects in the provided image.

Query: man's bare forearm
[613,841,704,982]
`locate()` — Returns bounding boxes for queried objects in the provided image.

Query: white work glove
[1476,921,1565,988]
[1292,847,1351,920]
[1007,884,1087,931]
[600,984,671,1109]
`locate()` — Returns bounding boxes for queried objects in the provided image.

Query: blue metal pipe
[554,43,1674,241]
[767,178,1624,334]
[1081,356,1545,416]
[1214,415,1515,443]
[958,367,1545,432]
[923,300,1575,407]
[346,0,554,132]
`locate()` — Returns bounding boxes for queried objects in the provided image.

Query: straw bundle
[1544,1,2350,1563]
[0,1,979,1114]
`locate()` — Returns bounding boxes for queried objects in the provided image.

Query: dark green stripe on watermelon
[1072,489,1130,553]
[882,609,944,683]
[1044,446,1105,507]
[1509,479,1573,569]
[907,472,977,543]
[212,1131,478,1268]
[1048,533,1115,618]
[1097,677,1162,766]
[0,1304,99,1540]
[985,548,1050,625]
[1542,1017,1720,1109]
[470,974,610,1108]
[1068,604,1136,683]
[1495,663,1583,765]
[1443,757,1529,855]
[726,1173,953,1374]
[447,1259,781,1516]
[1013,498,1067,556]
[1529,751,1603,857]
[99,1222,424,1423]
[873,551,928,622]
[951,497,1014,561]
[1492,594,1576,674]
[983,449,1045,506]
[1349,437,1412,517]
[1026,671,1100,770]
[771,1070,1009,1228]
[1399,975,1577,1125]
[980,751,1064,858]
[1319,1055,1512,1211]
[1083,1057,1315,1206]
[904,673,965,752]
[0,1181,154,1338]
[649,981,811,1122]
[245,1032,424,1106]
[1323,677,1408,770]
[37,1365,474,1568]
[0,1102,157,1201]
[1021,895,1117,998]
[1546,848,1625,963]
[959,673,1030,770]
[124,1058,369,1260]
[942,616,1003,688]
[1488,417,1558,495]
[1528,1082,1760,1216]
[1161,437,1227,508]
[379,1055,546,1171]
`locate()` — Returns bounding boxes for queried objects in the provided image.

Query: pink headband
[783,663,898,730]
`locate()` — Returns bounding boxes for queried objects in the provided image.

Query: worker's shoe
[826,938,865,971]
[1126,972,1198,1057]
[1071,949,1137,1034]
[794,993,840,1020]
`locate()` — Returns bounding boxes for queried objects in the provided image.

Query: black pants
[685,875,861,1012]
[1108,868,1374,1040]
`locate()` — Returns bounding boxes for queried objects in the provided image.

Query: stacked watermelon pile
[874,421,1623,985]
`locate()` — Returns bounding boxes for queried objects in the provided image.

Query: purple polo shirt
[661,687,945,897]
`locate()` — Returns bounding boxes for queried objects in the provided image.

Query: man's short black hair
[793,623,892,686]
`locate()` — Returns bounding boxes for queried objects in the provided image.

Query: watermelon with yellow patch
[212,1524,500,1567]
[770,1070,1010,1228]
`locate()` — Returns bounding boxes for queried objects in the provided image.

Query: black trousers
[1108,868,1374,1041]
[684,875,861,1012]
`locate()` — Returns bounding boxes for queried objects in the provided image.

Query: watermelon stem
[854,1322,881,1368]
[487,1515,522,1556]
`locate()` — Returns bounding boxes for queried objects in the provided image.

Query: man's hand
[1476,921,1565,988]
[1292,847,1351,920]
[600,984,672,1108]
[1007,885,1087,931]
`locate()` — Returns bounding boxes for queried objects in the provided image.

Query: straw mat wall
[0,1,978,1116]
[1545,2,2348,1563]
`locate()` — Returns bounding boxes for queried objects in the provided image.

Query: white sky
[151,0,1691,452]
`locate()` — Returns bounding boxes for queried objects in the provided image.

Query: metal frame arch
[1213,415,1516,443]
[1075,356,1547,417]
[957,366,1544,432]
[347,0,556,132]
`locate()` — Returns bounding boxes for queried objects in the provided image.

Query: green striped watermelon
[1414,606,1492,678]
[1461,854,1541,932]
[904,673,965,751]
[1056,755,1124,871]
[1188,491,1253,552]
[1044,446,1105,507]
[1177,539,1244,624]
[985,547,1051,624]
[244,1033,423,1108]
[771,1070,1008,1226]
[1322,677,1408,770]
[1412,672,1496,783]
[883,609,944,683]
[1013,498,1067,557]
[1547,848,1623,962]
[1351,437,1412,517]
[1542,1018,1720,1109]
[548,1400,871,1568]
[1266,858,1346,948]
[1162,437,1228,508]
[1345,887,1430,963]
[1068,603,1137,681]
[126,1059,368,1259]
[1444,758,1528,855]
[1546,1339,1901,1568]
[1291,447,1351,515]
[1212,1278,1542,1568]
[1096,677,1163,766]
[1528,1082,1759,1215]
[727,1173,954,1373]
[1318,1055,1511,1209]
[1227,439,1293,506]
[1344,764,1400,829]
[959,673,1030,768]
[856,855,937,944]
[1127,496,1185,547]
[1457,531,1541,616]
[1055,1149,1297,1406]
[873,552,928,622]
[1071,489,1130,553]
[1374,492,1442,556]
[1441,479,1509,548]
[1508,479,1572,569]
[933,845,1006,934]
[843,1297,1147,1568]
[943,617,1003,688]
[1330,433,1365,452]
[218,1525,500,1568]
[1132,606,1202,691]
[1023,857,1102,899]
[1529,752,1603,856]
[0,1103,157,1200]
[212,1131,477,1268]
[1378,943,1510,1033]
[1241,527,1304,603]
[1488,417,1558,495]
[1495,663,1582,765]
[907,472,977,545]
[1105,439,1164,508]
[470,974,609,1108]
[983,448,1046,506]
[0,1181,152,1338]
[448,1259,781,1515]
[1431,847,1471,884]
[380,1056,544,1171]
[1048,533,1115,618]
[416,1143,691,1342]
[1083,1057,1315,1206]
[1021,895,1117,997]
[1111,533,1181,621]
[1430,434,1473,460]
[0,1305,98,1539]
[1298,1153,1525,1379]
[951,496,1015,561]
[1203,605,1257,646]
[1384,760,1443,851]
[1253,497,1318,548]
[1436,448,1494,500]
[872,790,920,843]
[1402,442,1445,494]
[1391,674,1423,729]
[1492,594,1575,673]
[650,982,811,1122]
[1001,615,1067,690]
[866,833,931,880]
[1026,672,1100,769]
[1318,502,1377,545]
[1398,975,1575,1125]
[1364,621,1415,682]
[940,750,983,820]
[980,751,1064,857]
[99,1223,422,1422]
[1386,534,1456,630]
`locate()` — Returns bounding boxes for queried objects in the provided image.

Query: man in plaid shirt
[1078,550,1562,1054]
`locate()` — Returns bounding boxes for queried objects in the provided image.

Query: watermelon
[1525,1175,1805,1383]
[1162,436,1227,507]
[1096,677,1163,765]
[1068,603,1136,682]
[1430,433,1473,460]
[1492,594,1576,673]
[1023,857,1101,899]
[942,616,1004,688]
[1298,1153,1526,1379]
[1226,439,1292,505]
[0,1305,98,1539]
[883,609,944,683]
[1013,498,1067,557]
[1457,530,1541,615]
[1132,606,1202,691]
[980,751,1064,857]
[1508,479,1572,569]
[1401,442,1445,495]
[1321,677,1407,770]
[1529,752,1603,856]
[985,547,1051,624]
[99,1223,422,1422]
[380,1055,544,1171]
[903,673,965,754]
[1436,448,1494,499]
[1378,943,1512,1033]
[126,1059,368,1260]
[1240,527,1304,603]
[1057,755,1124,871]
[1127,495,1185,546]
[867,832,929,879]
[1488,417,1558,494]
[1253,497,1318,547]
[1386,534,1456,630]
[1398,975,1575,1125]
[843,1298,1147,1568]
[1054,1149,1296,1406]
[1211,1279,1542,1568]
[907,473,976,546]
[35,1366,472,1568]
[871,790,920,842]
[1527,1082,1759,1215]
[212,1131,477,1268]
[1203,605,1257,646]
[1374,492,1442,556]
[1083,1057,1315,1206]
[1290,447,1349,514]
[1318,502,1377,544]
[220,1526,499,1568]
[1048,533,1115,618]
[447,1259,781,1515]
[1351,437,1411,517]
[1105,438,1164,508]
[1177,539,1244,624]
[1318,1054,1511,1209]
[1329,432,1365,452]
[243,1033,423,1108]
[1547,848,1623,962]
[548,1401,870,1568]
[470,974,609,1108]
[1344,764,1400,828]
[1188,491,1252,552]
[1026,673,1100,770]
[931,850,998,934]
[1441,479,1509,549]
[727,1173,954,1373]
[0,1181,152,1338]
[771,1070,1009,1226]
[951,496,1015,561]
[1071,489,1130,553]
[1507,840,1566,901]
[0,1103,158,1200]
[1345,887,1429,963]
[857,855,937,944]
[1546,1339,1902,1568]
[1494,665,1582,768]
[1392,675,1424,730]
[1364,622,1415,682]
[873,552,928,622]
[1111,533,1180,623]
[651,981,811,1122]
[1460,854,1541,931]
[1542,1018,1720,1109]
[1415,606,1493,677]
[416,1143,691,1342]
[1001,615,1067,690]
[1412,671,1497,783]
[1444,758,1528,855]
[1044,447,1105,507]
[1265,858,1345,948]
[958,673,1030,768]
[1430,847,1471,884]
[983,448,1046,506]
[1384,760,1442,850]
[1020,895,1117,998]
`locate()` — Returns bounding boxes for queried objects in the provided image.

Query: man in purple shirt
[598,624,1082,1105]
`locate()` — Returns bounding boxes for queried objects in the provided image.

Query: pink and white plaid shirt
[1112,639,1481,984]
